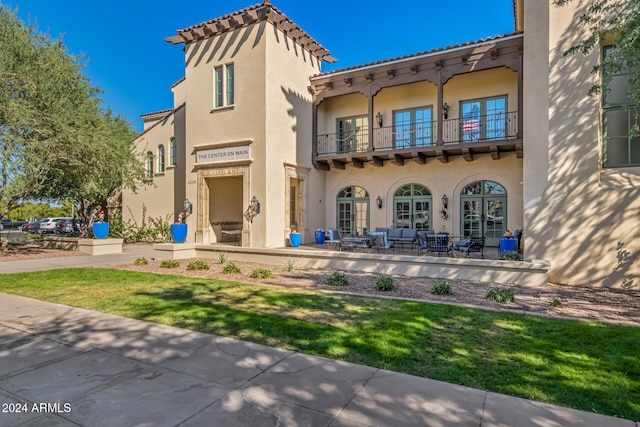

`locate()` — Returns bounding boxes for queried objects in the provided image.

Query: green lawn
[1,268,639,420]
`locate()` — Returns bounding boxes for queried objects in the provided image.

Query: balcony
[314,111,521,169]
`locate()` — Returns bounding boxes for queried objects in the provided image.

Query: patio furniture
[452,234,486,258]
[368,231,394,253]
[325,229,341,250]
[417,231,451,256]
[340,236,370,251]
[376,227,417,248]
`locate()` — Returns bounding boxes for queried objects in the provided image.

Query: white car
[40,217,71,233]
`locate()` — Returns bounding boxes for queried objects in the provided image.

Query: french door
[460,180,507,246]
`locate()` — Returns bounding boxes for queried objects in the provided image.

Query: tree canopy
[554,0,640,105]
[0,6,146,227]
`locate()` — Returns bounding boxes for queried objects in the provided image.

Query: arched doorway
[393,184,432,230]
[336,186,369,234]
[460,180,506,246]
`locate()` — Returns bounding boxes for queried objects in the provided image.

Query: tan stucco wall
[324,154,523,237]
[523,0,640,287]
[122,111,182,226]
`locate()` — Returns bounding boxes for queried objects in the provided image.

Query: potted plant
[170,212,188,243]
[92,210,109,239]
[289,229,301,248]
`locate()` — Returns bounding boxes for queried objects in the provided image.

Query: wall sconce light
[442,103,449,120]
[245,196,261,223]
[439,194,449,220]
[250,196,260,214]
[376,112,383,128]
[376,196,382,209]
[183,198,193,215]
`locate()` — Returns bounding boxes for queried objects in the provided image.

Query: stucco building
[122,0,639,288]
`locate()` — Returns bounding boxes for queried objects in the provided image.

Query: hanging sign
[196,145,250,164]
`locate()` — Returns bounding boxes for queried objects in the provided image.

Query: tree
[553,0,640,104]
[0,6,147,233]
[0,6,98,218]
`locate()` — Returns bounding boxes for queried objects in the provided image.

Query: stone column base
[78,238,123,255]
[154,243,197,260]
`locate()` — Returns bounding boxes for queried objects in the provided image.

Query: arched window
[145,152,153,178]
[336,186,369,234]
[169,138,177,166]
[392,183,432,230]
[157,145,165,172]
[460,180,506,246]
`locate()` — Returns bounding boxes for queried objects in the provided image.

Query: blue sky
[11,1,515,132]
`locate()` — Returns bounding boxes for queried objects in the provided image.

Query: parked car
[22,221,43,234]
[55,218,81,234]
[40,217,71,233]
[1,218,28,230]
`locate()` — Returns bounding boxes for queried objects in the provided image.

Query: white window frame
[169,138,177,166]
[214,63,234,109]
[157,145,165,173]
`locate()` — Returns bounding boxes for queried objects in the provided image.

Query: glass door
[484,198,505,246]
[337,201,352,234]
[414,199,431,230]
[462,198,482,238]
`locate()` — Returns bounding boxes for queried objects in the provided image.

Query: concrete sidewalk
[0,294,636,427]
[0,244,156,274]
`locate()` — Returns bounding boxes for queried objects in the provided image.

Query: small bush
[549,297,563,308]
[134,257,148,266]
[284,258,298,272]
[499,250,522,261]
[432,281,452,295]
[251,268,274,279]
[327,271,349,287]
[217,251,228,264]
[486,287,515,303]
[160,260,180,269]
[375,275,395,291]
[222,261,241,274]
[187,260,209,271]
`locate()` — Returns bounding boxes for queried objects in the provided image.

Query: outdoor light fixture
[441,194,448,210]
[245,196,261,223]
[376,112,383,128]
[376,196,382,209]
[442,103,449,120]
[250,196,260,214]
[183,198,193,214]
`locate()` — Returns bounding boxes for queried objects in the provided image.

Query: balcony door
[393,107,433,148]
[337,186,369,235]
[337,116,368,154]
[460,180,506,246]
[461,96,507,142]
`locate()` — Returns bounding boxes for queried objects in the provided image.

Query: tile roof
[312,31,522,78]
[165,1,335,63]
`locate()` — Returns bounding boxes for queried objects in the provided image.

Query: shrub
[160,260,179,269]
[432,281,452,295]
[549,297,563,308]
[187,260,209,271]
[216,251,228,264]
[499,250,522,261]
[284,258,298,272]
[134,257,148,266]
[375,275,395,291]
[327,271,348,287]
[222,261,241,274]
[486,287,515,303]
[251,268,274,279]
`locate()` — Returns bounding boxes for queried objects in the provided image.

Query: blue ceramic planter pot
[171,223,188,243]
[93,222,109,239]
[290,232,301,248]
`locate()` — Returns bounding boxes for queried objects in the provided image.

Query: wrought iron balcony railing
[316,111,518,156]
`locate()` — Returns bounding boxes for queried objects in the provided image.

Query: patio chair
[452,234,486,258]
[368,231,394,254]
[325,229,341,250]
[418,232,451,256]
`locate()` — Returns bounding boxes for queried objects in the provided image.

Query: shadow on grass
[130,280,640,420]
